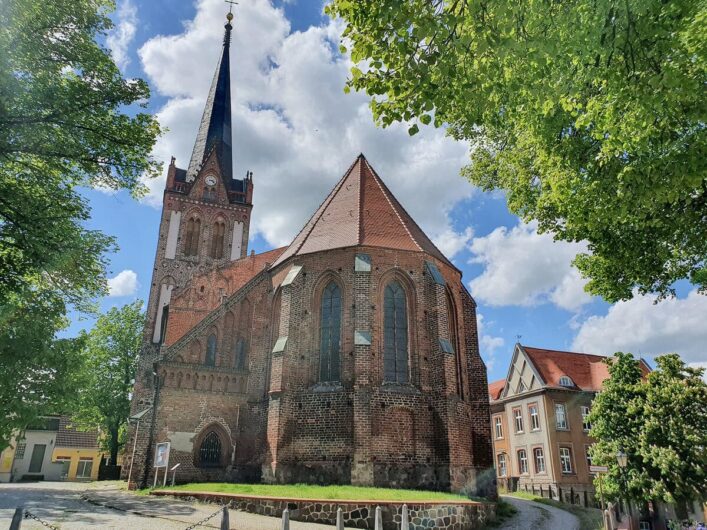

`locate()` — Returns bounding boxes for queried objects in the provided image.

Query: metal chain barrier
[24,510,60,530]
[184,505,226,530]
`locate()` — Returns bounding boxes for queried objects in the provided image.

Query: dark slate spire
[186,14,233,183]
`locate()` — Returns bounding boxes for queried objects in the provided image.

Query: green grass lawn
[506,492,603,530]
[155,482,477,502]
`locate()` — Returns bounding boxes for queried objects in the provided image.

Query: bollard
[401,504,409,530]
[221,506,229,530]
[9,507,23,530]
[281,508,290,530]
[374,506,382,530]
[336,507,344,530]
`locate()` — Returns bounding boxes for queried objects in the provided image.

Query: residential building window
[494,416,503,439]
[497,454,507,477]
[529,403,540,431]
[533,447,546,473]
[198,431,222,467]
[581,405,591,431]
[517,449,529,474]
[15,441,26,459]
[585,445,594,472]
[76,458,93,479]
[184,217,201,256]
[513,407,524,433]
[559,375,574,387]
[383,280,408,383]
[210,220,225,259]
[517,380,526,393]
[560,447,573,474]
[555,403,568,430]
[205,334,217,366]
[319,281,342,382]
[57,457,71,478]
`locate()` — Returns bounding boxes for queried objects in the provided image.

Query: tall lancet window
[184,217,201,256]
[384,280,408,383]
[319,282,341,382]
[210,220,225,259]
[205,333,217,366]
[446,289,463,399]
[235,338,247,370]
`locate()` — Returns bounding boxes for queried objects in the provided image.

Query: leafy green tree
[74,301,144,465]
[588,353,707,514]
[0,0,161,446]
[326,0,707,302]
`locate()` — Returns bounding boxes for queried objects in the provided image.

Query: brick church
[124,12,495,497]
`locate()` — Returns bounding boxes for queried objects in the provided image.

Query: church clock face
[205,175,216,186]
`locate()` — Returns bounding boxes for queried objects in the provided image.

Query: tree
[0,0,160,445]
[588,353,707,514]
[74,301,144,465]
[326,0,707,302]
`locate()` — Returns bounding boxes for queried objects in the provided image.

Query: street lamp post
[616,449,635,530]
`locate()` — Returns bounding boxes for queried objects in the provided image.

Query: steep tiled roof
[55,417,98,449]
[488,379,506,401]
[522,345,650,392]
[272,154,454,269]
[165,247,286,346]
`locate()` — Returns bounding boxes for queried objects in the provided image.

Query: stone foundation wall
[151,491,496,530]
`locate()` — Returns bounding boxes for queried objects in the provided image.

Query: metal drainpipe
[141,360,162,489]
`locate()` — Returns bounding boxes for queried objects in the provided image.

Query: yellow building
[51,417,101,481]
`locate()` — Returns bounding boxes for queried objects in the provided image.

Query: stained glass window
[235,338,246,370]
[199,431,222,467]
[319,282,341,382]
[384,281,408,383]
[205,334,217,366]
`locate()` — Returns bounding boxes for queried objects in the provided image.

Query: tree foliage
[74,301,143,464]
[0,0,161,446]
[326,0,707,302]
[588,353,707,510]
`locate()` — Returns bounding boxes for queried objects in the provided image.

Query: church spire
[185,13,234,183]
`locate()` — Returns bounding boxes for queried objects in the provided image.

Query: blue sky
[68,0,706,383]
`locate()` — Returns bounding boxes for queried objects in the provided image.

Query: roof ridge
[523,345,606,359]
[362,157,422,252]
[272,156,361,267]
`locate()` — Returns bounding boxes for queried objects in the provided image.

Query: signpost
[153,442,170,488]
[590,465,610,530]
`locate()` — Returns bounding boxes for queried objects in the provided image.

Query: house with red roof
[488,344,650,505]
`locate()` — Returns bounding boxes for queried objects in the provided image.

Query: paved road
[498,495,580,530]
[0,482,345,529]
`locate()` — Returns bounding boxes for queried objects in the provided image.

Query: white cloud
[107,269,139,297]
[468,222,591,311]
[477,313,505,373]
[434,227,473,259]
[572,289,707,366]
[138,0,473,248]
[107,0,137,71]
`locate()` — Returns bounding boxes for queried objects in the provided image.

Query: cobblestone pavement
[0,482,349,529]
[498,495,580,530]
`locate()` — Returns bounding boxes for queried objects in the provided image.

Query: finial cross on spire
[225,0,238,14]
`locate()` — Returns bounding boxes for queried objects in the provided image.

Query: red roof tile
[488,379,506,401]
[522,345,650,392]
[55,417,99,449]
[272,154,454,269]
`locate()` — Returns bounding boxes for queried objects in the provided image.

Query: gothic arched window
[205,333,217,366]
[184,217,201,256]
[198,431,222,467]
[235,338,247,370]
[319,282,341,382]
[446,289,463,398]
[210,220,225,259]
[384,280,408,383]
